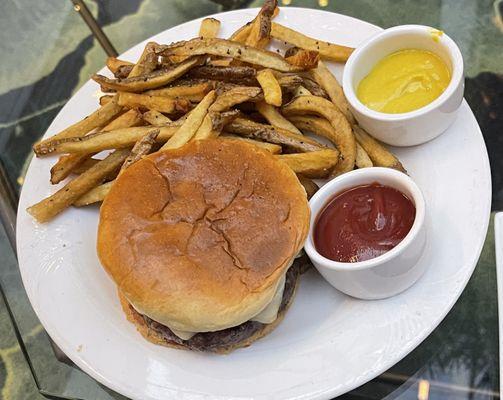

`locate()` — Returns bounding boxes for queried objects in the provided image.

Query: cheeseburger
[98,139,310,353]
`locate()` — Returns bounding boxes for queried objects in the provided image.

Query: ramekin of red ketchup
[304,168,426,299]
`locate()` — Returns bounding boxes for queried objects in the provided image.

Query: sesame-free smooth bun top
[98,139,309,333]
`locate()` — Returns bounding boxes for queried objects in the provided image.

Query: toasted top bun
[98,139,309,332]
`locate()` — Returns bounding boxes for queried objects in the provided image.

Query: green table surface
[0,1,502,399]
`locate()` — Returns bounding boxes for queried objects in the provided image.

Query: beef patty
[126,253,310,352]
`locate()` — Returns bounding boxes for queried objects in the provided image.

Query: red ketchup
[314,183,415,263]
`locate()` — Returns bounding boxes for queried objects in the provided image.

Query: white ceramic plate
[16,8,491,400]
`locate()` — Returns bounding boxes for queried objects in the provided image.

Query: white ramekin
[304,168,427,299]
[342,25,464,147]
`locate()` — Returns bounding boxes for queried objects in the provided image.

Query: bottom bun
[120,254,311,354]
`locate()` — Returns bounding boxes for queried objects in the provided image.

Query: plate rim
[16,7,492,400]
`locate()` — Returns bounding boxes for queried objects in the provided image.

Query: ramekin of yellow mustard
[343,25,464,147]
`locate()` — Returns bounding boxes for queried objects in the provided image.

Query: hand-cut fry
[99,95,114,106]
[72,158,99,175]
[128,42,159,78]
[73,181,114,207]
[211,86,262,112]
[121,129,160,171]
[117,92,191,114]
[226,117,323,152]
[161,90,217,150]
[310,60,354,123]
[229,22,252,43]
[34,98,123,155]
[27,149,130,222]
[49,109,144,184]
[193,110,240,140]
[145,81,215,101]
[256,69,282,106]
[294,86,312,97]
[228,3,278,43]
[43,126,179,155]
[75,129,160,207]
[271,23,354,62]
[142,110,172,125]
[114,64,134,79]
[276,74,303,92]
[256,101,301,133]
[276,149,339,178]
[157,38,303,72]
[355,142,373,168]
[199,18,221,38]
[297,175,319,199]
[103,108,144,131]
[106,57,133,74]
[282,95,355,175]
[285,47,320,69]
[92,57,202,93]
[245,0,277,48]
[220,134,282,153]
[353,125,406,172]
[301,77,328,98]
[189,66,256,85]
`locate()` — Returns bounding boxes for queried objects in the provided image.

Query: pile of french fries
[28,0,405,223]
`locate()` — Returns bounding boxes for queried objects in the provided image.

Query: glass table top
[0,0,502,399]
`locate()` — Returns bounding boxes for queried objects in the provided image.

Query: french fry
[228,4,278,43]
[276,149,340,178]
[161,90,217,150]
[199,18,221,38]
[189,66,256,85]
[142,110,172,125]
[276,74,303,93]
[117,92,191,114]
[256,69,282,106]
[310,60,354,123]
[193,109,240,140]
[33,98,123,155]
[145,81,215,101]
[226,117,323,152]
[27,149,130,222]
[72,158,99,175]
[211,86,262,112]
[271,23,354,62]
[301,77,328,98]
[220,134,282,153]
[355,142,373,169]
[229,22,252,43]
[245,0,277,48]
[106,57,133,74]
[294,86,312,97]
[157,38,303,72]
[50,109,144,184]
[43,126,179,155]
[282,95,355,175]
[73,181,114,207]
[113,64,134,79]
[285,47,320,69]
[353,125,406,172]
[99,95,114,106]
[256,101,301,134]
[297,175,319,199]
[92,57,202,93]
[75,129,161,207]
[120,129,160,171]
[128,42,159,78]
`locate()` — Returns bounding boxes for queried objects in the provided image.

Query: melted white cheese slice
[250,274,286,324]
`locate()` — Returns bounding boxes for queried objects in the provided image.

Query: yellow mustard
[356,49,451,114]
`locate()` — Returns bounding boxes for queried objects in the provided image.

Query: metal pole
[71,0,118,57]
[0,160,17,253]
